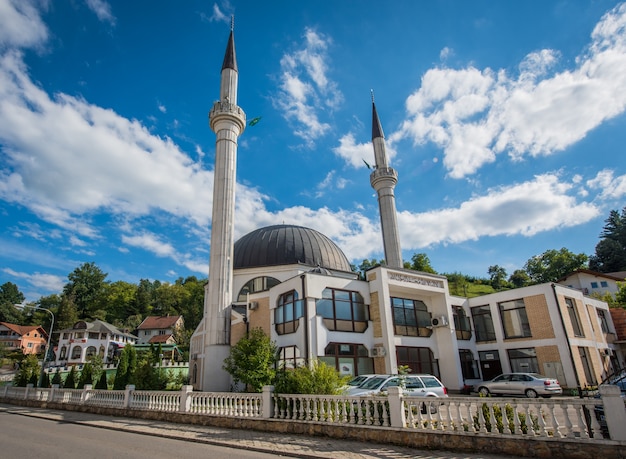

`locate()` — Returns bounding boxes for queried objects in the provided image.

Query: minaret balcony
[370,167,398,187]
[209,100,246,131]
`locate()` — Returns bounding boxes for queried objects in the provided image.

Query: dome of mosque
[233,224,352,272]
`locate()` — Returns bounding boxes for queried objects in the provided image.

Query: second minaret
[370,97,403,269]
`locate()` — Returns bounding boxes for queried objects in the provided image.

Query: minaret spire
[190,24,246,392]
[369,94,403,269]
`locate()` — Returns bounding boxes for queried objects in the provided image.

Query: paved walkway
[0,403,524,459]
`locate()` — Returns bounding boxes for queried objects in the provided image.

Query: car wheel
[525,389,538,398]
[478,387,490,396]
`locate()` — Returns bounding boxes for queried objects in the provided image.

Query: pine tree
[95,371,108,390]
[64,366,77,389]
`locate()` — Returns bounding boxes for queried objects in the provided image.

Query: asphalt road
[0,411,285,459]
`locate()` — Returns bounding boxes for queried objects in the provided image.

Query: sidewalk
[0,403,524,459]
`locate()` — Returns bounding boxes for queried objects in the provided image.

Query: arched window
[86,346,97,359]
[98,345,105,358]
[237,276,280,301]
[317,288,368,332]
[71,345,82,360]
[59,346,67,360]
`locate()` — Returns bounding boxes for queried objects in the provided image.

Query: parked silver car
[477,373,562,398]
[345,374,448,397]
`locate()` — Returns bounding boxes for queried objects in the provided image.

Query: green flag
[248,116,262,126]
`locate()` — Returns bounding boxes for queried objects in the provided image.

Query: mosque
[189,26,620,393]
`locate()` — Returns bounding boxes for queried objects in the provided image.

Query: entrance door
[479,350,503,381]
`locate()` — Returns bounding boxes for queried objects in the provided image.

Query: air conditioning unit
[370,347,386,357]
[430,316,449,328]
[248,301,259,310]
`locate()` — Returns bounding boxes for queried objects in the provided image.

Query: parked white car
[477,373,562,398]
[345,374,448,397]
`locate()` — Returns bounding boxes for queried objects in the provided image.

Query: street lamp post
[15,304,55,387]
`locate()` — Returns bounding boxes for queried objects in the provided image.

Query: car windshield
[359,377,387,390]
[347,376,369,386]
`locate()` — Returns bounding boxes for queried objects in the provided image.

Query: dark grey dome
[233,224,352,272]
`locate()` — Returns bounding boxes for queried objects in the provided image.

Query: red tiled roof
[137,316,182,330]
[148,334,174,344]
[0,322,46,338]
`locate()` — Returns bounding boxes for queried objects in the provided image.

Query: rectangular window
[459,349,480,379]
[396,346,440,378]
[498,299,531,339]
[145,330,152,336]
[565,297,584,337]
[471,305,496,342]
[590,282,598,288]
[391,297,432,337]
[507,348,539,373]
[597,309,610,334]
[88,332,99,339]
[317,288,368,333]
[453,306,472,340]
[578,347,596,385]
[600,281,608,288]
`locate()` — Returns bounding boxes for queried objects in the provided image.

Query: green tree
[95,371,109,389]
[13,354,40,387]
[488,265,507,290]
[63,262,108,319]
[56,294,80,331]
[589,207,626,273]
[523,248,588,284]
[77,363,93,389]
[52,368,63,387]
[410,253,437,274]
[508,269,530,288]
[274,361,348,395]
[356,258,384,280]
[101,281,138,324]
[113,345,138,389]
[0,282,25,323]
[223,328,277,392]
[445,272,471,296]
[64,366,78,389]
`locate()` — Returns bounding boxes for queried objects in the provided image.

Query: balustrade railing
[2,383,624,442]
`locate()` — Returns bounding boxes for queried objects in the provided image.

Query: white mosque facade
[189,27,621,393]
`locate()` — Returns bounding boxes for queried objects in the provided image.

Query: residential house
[54,320,137,365]
[136,315,184,361]
[559,269,625,297]
[0,322,47,355]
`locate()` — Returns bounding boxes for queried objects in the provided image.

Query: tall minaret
[190,21,246,391]
[370,93,403,269]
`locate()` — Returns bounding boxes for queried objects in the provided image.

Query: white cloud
[587,169,626,199]
[274,27,343,146]
[398,174,600,248]
[85,0,116,25]
[3,267,65,293]
[399,2,626,179]
[208,3,229,24]
[0,0,48,49]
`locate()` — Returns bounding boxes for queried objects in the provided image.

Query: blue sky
[1,0,626,302]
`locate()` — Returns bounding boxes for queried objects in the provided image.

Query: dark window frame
[391,297,432,337]
[274,290,303,335]
[317,288,369,333]
[498,299,532,339]
[471,305,497,342]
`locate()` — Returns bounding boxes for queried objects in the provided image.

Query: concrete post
[82,384,93,404]
[25,383,33,400]
[50,384,59,403]
[262,385,275,419]
[179,385,193,413]
[124,384,135,408]
[387,386,406,428]
[599,384,626,441]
